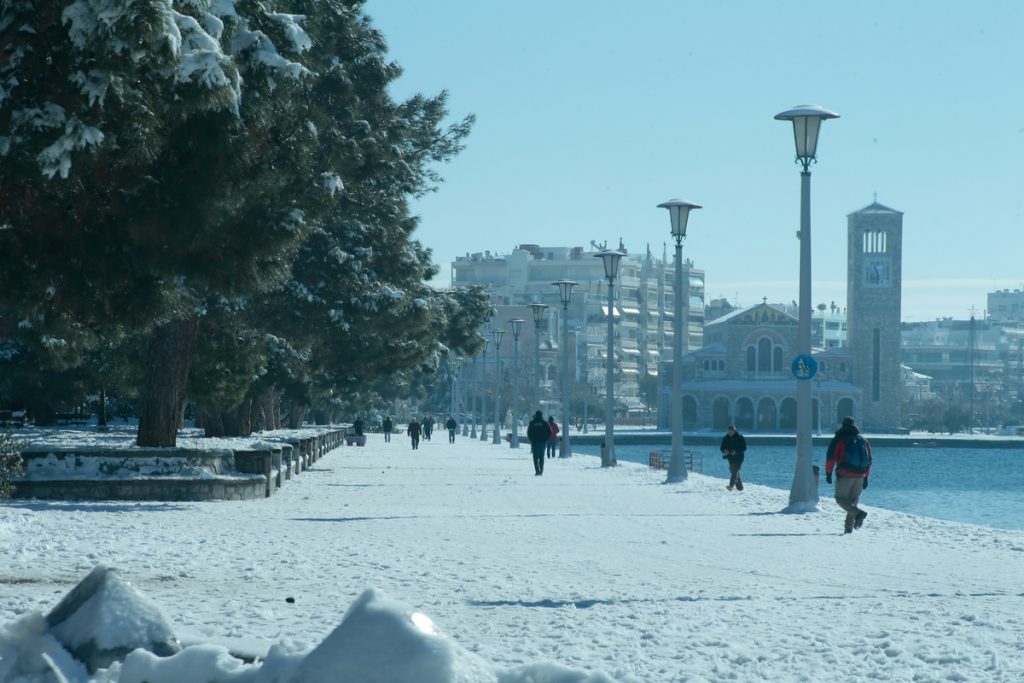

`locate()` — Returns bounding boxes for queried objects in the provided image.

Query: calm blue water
[575,444,1024,531]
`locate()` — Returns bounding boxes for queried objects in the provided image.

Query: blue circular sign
[791,354,817,380]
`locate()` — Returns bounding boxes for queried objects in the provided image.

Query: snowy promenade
[3,433,1024,681]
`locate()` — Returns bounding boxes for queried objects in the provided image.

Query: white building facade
[452,243,705,417]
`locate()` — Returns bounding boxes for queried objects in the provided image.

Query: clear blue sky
[364,0,1023,322]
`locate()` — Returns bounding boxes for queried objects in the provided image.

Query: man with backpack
[825,416,873,534]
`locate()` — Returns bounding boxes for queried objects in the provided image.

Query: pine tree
[1,1,330,444]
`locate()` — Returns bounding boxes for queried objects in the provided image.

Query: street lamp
[529,303,549,412]
[553,280,578,458]
[450,357,462,420]
[460,361,470,436]
[775,103,839,508]
[479,338,489,442]
[509,318,525,448]
[582,352,589,434]
[491,328,505,445]
[658,199,702,483]
[595,250,625,467]
[470,354,478,438]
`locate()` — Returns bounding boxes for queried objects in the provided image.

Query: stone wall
[13,429,345,502]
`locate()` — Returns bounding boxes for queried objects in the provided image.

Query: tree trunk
[223,400,252,437]
[199,407,225,438]
[286,403,306,429]
[29,402,56,427]
[250,388,278,432]
[137,318,199,447]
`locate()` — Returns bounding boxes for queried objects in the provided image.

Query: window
[758,337,771,372]
[863,230,888,253]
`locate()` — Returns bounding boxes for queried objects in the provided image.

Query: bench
[648,450,703,473]
[345,434,366,447]
[0,410,26,428]
[54,411,90,426]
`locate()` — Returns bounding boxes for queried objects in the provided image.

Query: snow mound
[296,587,496,682]
[1,575,619,683]
[45,566,180,673]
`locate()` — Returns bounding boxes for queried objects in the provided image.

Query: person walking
[422,416,434,441]
[446,415,458,443]
[720,425,747,491]
[407,417,422,450]
[825,416,873,534]
[352,417,364,436]
[526,410,552,476]
[546,416,560,458]
[382,416,393,443]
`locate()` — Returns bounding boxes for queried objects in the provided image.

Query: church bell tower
[847,201,903,431]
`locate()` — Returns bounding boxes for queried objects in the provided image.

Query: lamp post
[450,357,462,419]
[553,280,578,458]
[470,355,478,438]
[479,338,490,442]
[461,361,470,436]
[582,352,589,434]
[529,303,549,412]
[658,199,702,483]
[595,250,625,467]
[509,318,525,448]
[775,104,839,508]
[491,328,505,445]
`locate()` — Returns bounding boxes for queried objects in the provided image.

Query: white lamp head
[774,104,839,164]
[657,199,702,238]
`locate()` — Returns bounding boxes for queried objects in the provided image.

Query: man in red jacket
[825,416,873,534]
[546,416,560,458]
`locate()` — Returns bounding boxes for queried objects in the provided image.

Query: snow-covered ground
[2,430,1024,682]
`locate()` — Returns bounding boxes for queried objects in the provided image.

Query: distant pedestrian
[720,425,747,491]
[407,418,422,450]
[352,417,364,436]
[446,415,458,443]
[526,410,552,476]
[546,416,560,458]
[423,416,434,441]
[825,416,873,534]
[382,416,393,443]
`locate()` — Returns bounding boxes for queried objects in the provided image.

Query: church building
[658,201,904,433]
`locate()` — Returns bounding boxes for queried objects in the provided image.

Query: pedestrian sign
[791,354,817,380]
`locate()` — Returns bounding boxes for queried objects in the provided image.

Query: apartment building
[451,243,705,415]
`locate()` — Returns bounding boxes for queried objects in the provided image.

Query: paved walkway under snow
[3,432,1023,681]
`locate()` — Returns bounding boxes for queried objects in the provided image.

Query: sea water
[576,443,1024,531]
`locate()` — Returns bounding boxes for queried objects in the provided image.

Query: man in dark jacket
[407,418,422,450]
[825,416,873,534]
[445,416,458,443]
[526,410,552,476]
[720,425,747,491]
[382,416,393,443]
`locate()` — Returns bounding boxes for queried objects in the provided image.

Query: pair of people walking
[527,411,552,476]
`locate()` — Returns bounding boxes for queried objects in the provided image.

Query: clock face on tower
[863,258,890,287]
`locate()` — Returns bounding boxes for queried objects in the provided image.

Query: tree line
[0,0,491,446]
